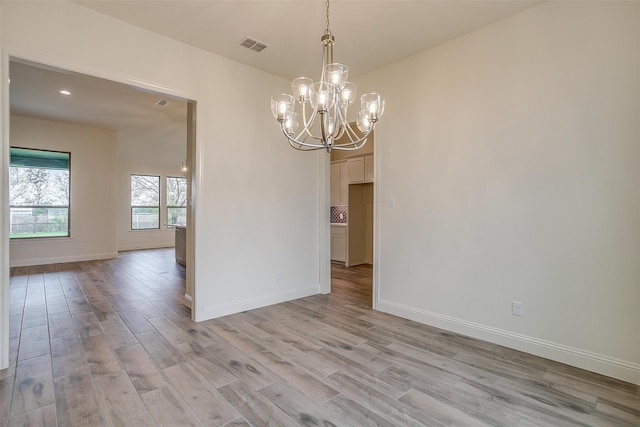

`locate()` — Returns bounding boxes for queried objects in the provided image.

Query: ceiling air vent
[240,37,268,53]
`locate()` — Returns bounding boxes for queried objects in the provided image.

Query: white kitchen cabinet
[331,225,347,262]
[331,161,349,205]
[330,162,341,205]
[348,156,365,183]
[348,154,374,183]
[339,161,348,205]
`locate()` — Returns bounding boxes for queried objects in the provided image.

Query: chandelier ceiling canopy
[271,0,385,152]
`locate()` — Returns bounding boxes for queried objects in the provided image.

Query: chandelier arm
[331,128,372,148]
[288,138,325,151]
[335,106,356,143]
[343,119,363,144]
[280,122,329,149]
[330,92,341,139]
[300,103,322,140]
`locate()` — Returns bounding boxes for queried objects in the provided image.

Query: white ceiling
[75,0,543,80]
[9,60,188,145]
[10,0,543,139]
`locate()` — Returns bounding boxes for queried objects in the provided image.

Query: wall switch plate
[275,271,282,281]
[389,197,396,208]
[512,301,523,316]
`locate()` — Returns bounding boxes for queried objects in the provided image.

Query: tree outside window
[167,177,187,226]
[9,148,70,239]
[131,175,160,230]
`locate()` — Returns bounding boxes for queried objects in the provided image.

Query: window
[9,147,70,239]
[131,175,160,230]
[166,176,187,226]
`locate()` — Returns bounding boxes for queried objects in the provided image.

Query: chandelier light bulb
[285,112,299,135]
[292,77,313,103]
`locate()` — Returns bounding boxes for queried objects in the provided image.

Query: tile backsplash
[330,205,347,223]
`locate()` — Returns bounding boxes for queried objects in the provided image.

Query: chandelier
[270,0,384,152]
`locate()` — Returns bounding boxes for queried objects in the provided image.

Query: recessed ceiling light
[155,99,169,107]
[59,90,71,96]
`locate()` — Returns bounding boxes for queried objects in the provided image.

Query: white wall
[9,115,118,266]
[358,1,640,384]
[0,0,322,373]
[117,131,186,251]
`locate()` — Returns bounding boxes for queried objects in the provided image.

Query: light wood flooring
[1,248,639,426]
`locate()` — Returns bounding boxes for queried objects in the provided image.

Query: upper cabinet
[330,160,349,205]
[348,157,365,183]
[347,154,374,184]
[330,162,342,205]
[331,154,373,206]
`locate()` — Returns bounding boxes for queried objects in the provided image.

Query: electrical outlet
[512,301,523,316]
[275,271,282,281]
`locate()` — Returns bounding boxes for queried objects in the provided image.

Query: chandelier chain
[325,0,331,35]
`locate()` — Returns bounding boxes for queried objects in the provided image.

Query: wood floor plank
[22,304,48,329]
[140,385,201,427]
[205,320,266,354]
[322,371,435,427]
[81,335,122,375]
[148,315,194,346]
[114,344,167,394]
[45,295,69,315]
[0,375,14,422]
[7,404,57,427]
[217,380,299,427]
[118,309,154,334]
[9,313,22,340]
[89,299,117,322]
[259,381,356,427]
[47,312,76,340]
[322,393,399,427]
[100,317,138,349]
[177,342,238,389]
[11,354,55,417]
[163,363,238,425]
[399,388,493,426]
[51,334,88,378]
[54,373,105,426]
[17,325,50,361]
[250,351,339,403]
[205,341,278,391]
[92,370,155,426]
[66,296,91,314]
[71,312,102,340]
[136,329,184,370]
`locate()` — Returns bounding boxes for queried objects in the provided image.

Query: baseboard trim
[377,298,640,385]
[10,252,118,268]
[118,243,174,252]
[197,285,319,322]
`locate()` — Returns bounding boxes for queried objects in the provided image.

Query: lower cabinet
[330,225,347,262]
[175,226,186,266]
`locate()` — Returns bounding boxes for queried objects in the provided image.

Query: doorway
[329,131,374,307]
[5,57,197,313]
